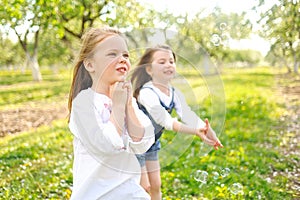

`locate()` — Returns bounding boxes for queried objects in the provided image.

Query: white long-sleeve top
[69,88,154,200]
[138,81,206,132]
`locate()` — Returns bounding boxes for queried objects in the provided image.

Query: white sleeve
[127,98,155,154]
[174,88,206,129]
[138,88,176,130]
[69,95,125,158]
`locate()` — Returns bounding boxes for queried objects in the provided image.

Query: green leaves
[258,0,300,72]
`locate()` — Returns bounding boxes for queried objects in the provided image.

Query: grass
[160,67,294,199]
[0,67,298,199]
[0,69,71,109]
[0,121,73,199]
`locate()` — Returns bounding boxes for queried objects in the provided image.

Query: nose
[118,55,127,64]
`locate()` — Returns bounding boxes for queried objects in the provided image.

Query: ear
[83,59,95,73]
[145,65,152,76]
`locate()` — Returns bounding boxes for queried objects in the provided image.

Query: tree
[0,0,60,81]
[186,8,252,66]
[257,0,300,73]
[54,0,154,52]
[152,7,252,71]
[0,32,24,70]
[38,29,73,68]
[222,49,263,67]
[0,0,155,80]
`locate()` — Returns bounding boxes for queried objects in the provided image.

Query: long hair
[68,27,123,121]
[131,44,176,99]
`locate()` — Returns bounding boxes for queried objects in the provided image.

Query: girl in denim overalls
[131,45,223,200]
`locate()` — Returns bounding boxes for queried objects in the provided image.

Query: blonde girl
[68,27,155,199]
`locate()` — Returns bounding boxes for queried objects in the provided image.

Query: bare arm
[172,119,220,147]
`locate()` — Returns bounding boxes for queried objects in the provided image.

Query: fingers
[216,141,224,148]
[205,118,210,129]
[200,118,210,135]
[111,81,132,106]
[198,132,216,146]
[121,81,132,91]
[123,81,133,105]
[199,127,208,134]
[203,137,217,146]
[112,81,131,92]
[213,141,224,150]
[198,127,224,149]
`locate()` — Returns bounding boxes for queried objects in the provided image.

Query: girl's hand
[203,119,224,150]
[198,119,223,150]
[199,118,210,134]
[110,82,127,109]
[110,82,127,134]
[121,80,132,106]
[196,129,216,146]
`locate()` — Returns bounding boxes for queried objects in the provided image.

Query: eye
[107,52,117,57]
[158,60,166,64]
[123,53,129,59]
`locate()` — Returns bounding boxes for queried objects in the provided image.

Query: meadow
[0,67,298,199]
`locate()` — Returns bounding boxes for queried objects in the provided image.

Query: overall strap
[138,86,176,142]
[142,86,175,113]
[168,87,175,112]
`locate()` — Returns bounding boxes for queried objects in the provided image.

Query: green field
[0,67,299,199]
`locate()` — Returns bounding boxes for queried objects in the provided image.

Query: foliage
[257,0,300,73]
[38,31,75,66]
[0,36,25,69]
[0,67,298,199]
[0,0,65,81]
[54,0,152,39]
[222,49,263,66]
[174,8,252,66]
[0,0,156,80]
[1,0,271,78]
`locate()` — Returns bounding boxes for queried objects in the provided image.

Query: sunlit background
[0,0,299,199]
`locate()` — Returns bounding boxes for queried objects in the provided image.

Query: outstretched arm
[174,89,223,149]
[172,119,218,147]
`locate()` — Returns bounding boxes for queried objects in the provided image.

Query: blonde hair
[68,27,124,121]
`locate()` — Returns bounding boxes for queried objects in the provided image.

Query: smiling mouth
[164,70,174,74]
[116,66,127,73]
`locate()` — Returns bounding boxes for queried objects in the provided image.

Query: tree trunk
[281,57,292,73]
[26,53,42,81]
[294,61,299,74]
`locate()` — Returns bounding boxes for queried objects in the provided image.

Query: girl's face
[147,49,176,85]
[85,35,130,89]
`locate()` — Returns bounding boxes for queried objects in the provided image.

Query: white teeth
[117,67,126,73]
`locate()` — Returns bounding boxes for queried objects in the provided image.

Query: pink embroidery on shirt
[104,103,112,112]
